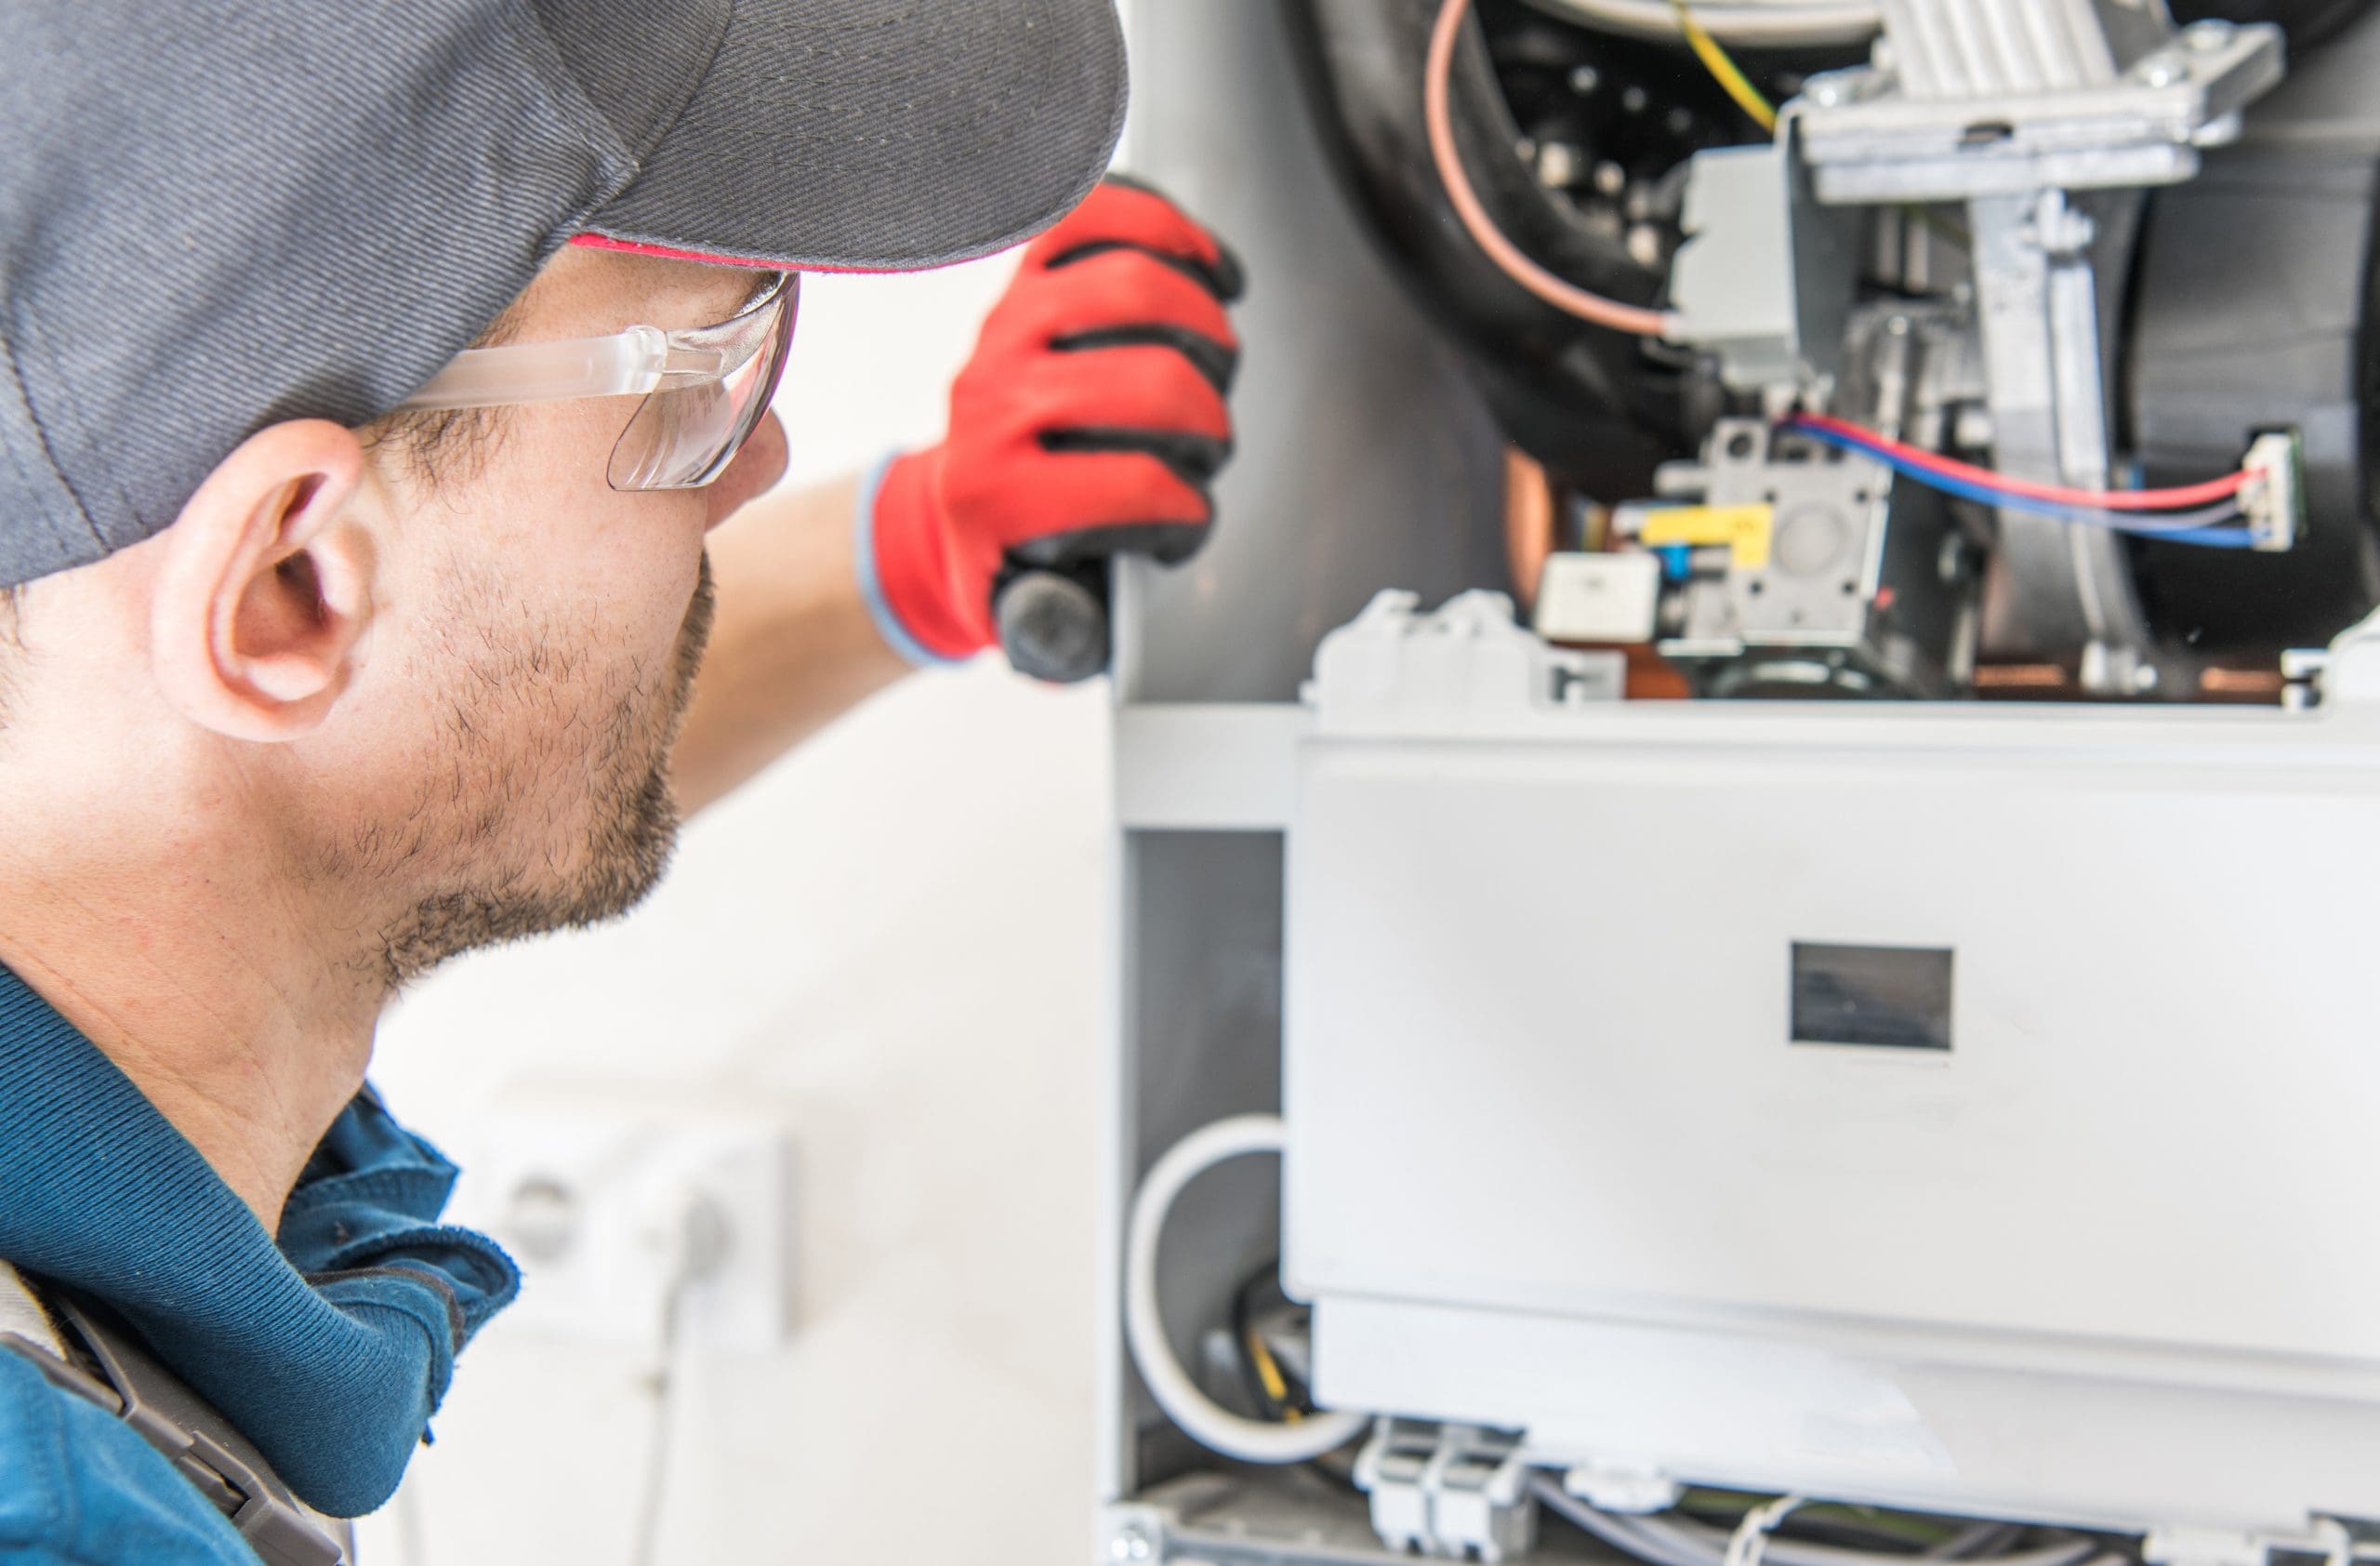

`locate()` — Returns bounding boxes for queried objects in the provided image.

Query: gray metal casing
[1097,6,1508,1556]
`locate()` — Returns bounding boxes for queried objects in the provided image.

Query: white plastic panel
[1284,660,2380,1533]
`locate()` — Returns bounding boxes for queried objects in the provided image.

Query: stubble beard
[367,553,718,988]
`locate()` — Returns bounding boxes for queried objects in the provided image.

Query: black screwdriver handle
[993,562,1111,683]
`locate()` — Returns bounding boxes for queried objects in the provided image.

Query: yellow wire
[1662,5,1965,251]
[1670,0,1779,133]
[1244,1326,1302,1423]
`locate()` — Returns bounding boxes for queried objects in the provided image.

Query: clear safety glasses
[396,272,798,491]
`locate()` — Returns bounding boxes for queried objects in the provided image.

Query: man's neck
[0,818,386,1231]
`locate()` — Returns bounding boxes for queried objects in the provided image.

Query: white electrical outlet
[440,1106,793,1353]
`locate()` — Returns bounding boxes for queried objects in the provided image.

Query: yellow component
[1670,0,1779,134]
[1637,503,1775,570]
[1244,1325,1302,1423]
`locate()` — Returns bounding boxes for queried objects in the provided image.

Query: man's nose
[705,410,789,530]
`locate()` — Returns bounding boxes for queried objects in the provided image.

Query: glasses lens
[607,275,798,491]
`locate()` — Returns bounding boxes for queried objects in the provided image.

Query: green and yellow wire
[1669,0,1778,133]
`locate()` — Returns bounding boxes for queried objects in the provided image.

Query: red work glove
[859,179,1245,670]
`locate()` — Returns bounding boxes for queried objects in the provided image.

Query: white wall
[352,252,1113,1565]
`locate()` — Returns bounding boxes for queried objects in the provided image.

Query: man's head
[0,247,788,983]
[0,0,1125,988]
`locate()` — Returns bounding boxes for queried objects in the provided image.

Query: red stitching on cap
[566,232,934,275]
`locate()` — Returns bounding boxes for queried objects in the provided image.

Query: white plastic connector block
[1563,1462,1684,1515]
[1534,552,1662,644]
[443,1106,793,1352]
[2241,430,2304,552]
[2143,1528,2269,1566]
[1306,591,1623,741]
[1354,1420,1538,1564]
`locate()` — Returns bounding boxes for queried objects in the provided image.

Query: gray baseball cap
[0,0,1128,589]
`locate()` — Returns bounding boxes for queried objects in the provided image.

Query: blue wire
[2136,527,2259,549]
[1786,421,2259,549]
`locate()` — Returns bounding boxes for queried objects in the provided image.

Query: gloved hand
[860,178,1245,673]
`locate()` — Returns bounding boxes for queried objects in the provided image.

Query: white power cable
[628,1186,729,1566]
[1123,1114,1370,1465]
[1514,0,1882,45]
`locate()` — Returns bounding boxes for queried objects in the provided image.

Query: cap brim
[573,0,1127,274]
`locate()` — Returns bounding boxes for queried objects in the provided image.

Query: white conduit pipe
[1123,1114,1370,1465]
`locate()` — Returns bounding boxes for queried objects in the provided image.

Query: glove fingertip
[1206,241,1248,304]
[1066,177,1242,299]
[1154,518,1213,566]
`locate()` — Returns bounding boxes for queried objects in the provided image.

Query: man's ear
[150,419,374,742]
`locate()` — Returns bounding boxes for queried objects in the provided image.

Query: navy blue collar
[0,960,516,1517]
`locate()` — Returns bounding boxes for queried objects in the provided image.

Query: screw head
[1111,1523,1156,1562]
[2186,18,2233,52]
[2138,58,2181,86]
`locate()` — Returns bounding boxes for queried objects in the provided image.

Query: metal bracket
[1797,10,2284,205]
[1964,184,2157,688]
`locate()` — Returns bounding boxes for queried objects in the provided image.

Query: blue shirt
[0,962,519,1563]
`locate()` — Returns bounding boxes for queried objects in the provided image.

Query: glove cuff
[855,449,978,668]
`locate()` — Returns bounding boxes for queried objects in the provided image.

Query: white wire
[628,1273,693,1566]
[628,1188,724,1566]
[1728,1496,1815,1566]
[1124,1114,1371,1465]
[1515,0,1883,45]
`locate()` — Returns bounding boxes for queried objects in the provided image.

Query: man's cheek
[704,411,787,528]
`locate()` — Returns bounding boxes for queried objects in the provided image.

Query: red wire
[1792,411,2255,511]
